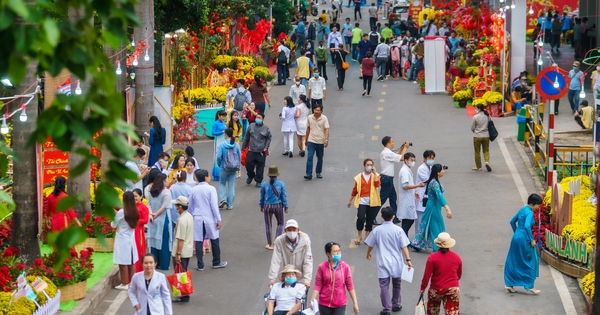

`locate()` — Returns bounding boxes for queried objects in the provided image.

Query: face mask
[365,166,372,172]
[408,161,415,168]
[136,160,143,165]
[255,119,263,125]
[285,277,297,285]
[426,160,434,166]
[314,73,319,78]
[286,231,298,240]
[296,81,301,85]
[332,254,342,262]
[573,67,578,71]
[459,36,463,40]
[597,67,600,71]
[521,77,527,81]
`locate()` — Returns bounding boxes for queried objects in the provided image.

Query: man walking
[353,0,362,21]
[295,49,313,87]
[242,113,272,187]
[357,33,371,65]
[276,41,291,86]
[268,219,313,288]
[171,196,194,302]
[289,76,307,105]
[308,68,327,112]
[368,3,378,31]
[304,104,329,180]
[397,152,425,238]
[188,169,227,270]
[365,206,412,315]
[378,136,408,224]
[351,23,363,61]
[315,41,329,81]
[327,26,343,66]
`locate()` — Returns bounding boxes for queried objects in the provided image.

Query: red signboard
[42,168,68,184]
[43,138,57,149]
[526,0,579,32]
[43,150,69,167]
[409,0,422,23]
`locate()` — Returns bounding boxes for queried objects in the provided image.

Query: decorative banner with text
[526,0,579,32]
[42,139,69,184]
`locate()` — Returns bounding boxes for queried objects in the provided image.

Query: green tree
[272,0,294,36]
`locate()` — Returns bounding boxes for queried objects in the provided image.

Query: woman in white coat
[112,191,139,290]
[295,94,311,157]
[128,253,173,315]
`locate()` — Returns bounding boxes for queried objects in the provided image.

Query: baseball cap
[285,219,299,229]
[172,196,189,206]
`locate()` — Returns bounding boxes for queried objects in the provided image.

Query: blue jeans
[219,169,237,208]
[277,63,287,85]
[306,142,324,175]
[568,89,580,113]
[351,44,359,60]
[300,77,308,87]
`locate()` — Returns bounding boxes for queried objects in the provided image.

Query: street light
[144,49,150,62]
[529,6,534,15]
[0,78,13,88]
[132,55,138,67]
[74,80,82,95]
[1,118,8,134]
[537,56,543,65]
[116,60,122,75]
[19,109,27,122]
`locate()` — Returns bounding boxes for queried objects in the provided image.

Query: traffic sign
[536,67,570,100]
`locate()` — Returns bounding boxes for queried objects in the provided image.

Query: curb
[510,135,546,194]
[63,266,121,315]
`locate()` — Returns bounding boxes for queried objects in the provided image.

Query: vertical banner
[526,0,579,32]
[409,0,423,23]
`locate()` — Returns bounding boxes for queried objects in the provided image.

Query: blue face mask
[426,160,434,166]
[332,254,342,262]
[255,119,263,125]
[314,73,319,78]
[573,67,578,71]
[285,277,296,285]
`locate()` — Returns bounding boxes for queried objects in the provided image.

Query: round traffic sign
[536,67,570,100]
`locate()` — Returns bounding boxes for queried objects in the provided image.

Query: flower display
[471,98,487,107]
[80,213,116,238]
[209,86,228,103]
[582,271,595,299]
[452,90,473,101]
[465,66,478,77]
[532,200,553,248]
[252,66,271,81]
[172,101,196,122]
[0,291,36,314]
[184,87,213,105]
[416,70,425,88]
[0,219,11,252]
[482,91,502,104]
[38,247,94,287]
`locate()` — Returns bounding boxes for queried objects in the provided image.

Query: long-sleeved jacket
[128,271,173,315]
[260,178,288,209]
[242,122,272,153]
[268,232,313,285]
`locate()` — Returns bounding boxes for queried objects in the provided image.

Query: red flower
[34,258,43,266]
[65,266,72,272]
[216,27,221,33]
[101,228,108,234]
[194,44,199,50]
[170,37,176,43]
[85,213,92,219]
[203,27,207,31]
[210,30,215,35]
[185,46,191,51]
[188,54,195,59]
[86,247,94,253]
[15,263,25,270]
[0,266,8,274]
[192,36,198,42]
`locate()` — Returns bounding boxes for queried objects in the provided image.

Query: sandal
[354,239,361,245]
[472,168,482,171]
[265,244,274,250]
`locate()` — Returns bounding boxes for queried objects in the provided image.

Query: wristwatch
[176,253,181,256]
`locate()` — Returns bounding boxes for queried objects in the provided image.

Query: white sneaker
[115,284,129,291]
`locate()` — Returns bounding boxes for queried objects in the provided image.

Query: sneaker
[115,284,129,290]
[219,200,227,208]
[227,207,234,210]
[316,173,323,179]
[392,306,402,312]
[412,81,417,84]
[246,178,252,185]
[212,261,228,269]
[196,267,204,271]
[255,182,262,188]
[304,175,313,180]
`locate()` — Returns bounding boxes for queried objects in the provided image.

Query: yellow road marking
[372,136,378,141]
[381,91,386,95]
[378,107,384,111]
[374,125,380,130]
[376,116,382,120]
[379,99,385,103]
[382,84,388,88]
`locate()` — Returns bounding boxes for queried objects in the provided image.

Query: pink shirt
[313,260,354,308]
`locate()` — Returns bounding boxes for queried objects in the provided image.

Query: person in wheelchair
[267,265,306,315]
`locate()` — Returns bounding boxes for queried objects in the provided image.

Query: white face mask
[286,231,298,240]
[408,161,415,168]
[365,166,372,172]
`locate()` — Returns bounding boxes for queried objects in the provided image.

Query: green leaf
[7,53,26,85]
[0,9,16,30]
[0,154,8,178]
[7,0,29,20]
[43,19,60,48]
[57,195,79,212]
[95,183,121,207]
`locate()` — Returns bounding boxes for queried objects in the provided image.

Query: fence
[553,145,595,180]
[523,103,547,171]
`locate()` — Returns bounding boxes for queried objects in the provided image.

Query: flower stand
[420,87,425,94]
[33,290,61,315]
[465,106,476,118]
[487,103,503,117]
[59,280,87,302]
[75,237,114,253]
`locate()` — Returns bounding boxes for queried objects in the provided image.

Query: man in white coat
[397,152,425,240]
[415,150,435,237]
[188,169,227,270]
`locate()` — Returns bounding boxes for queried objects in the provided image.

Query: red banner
[526,0,579,31]
[43,168,68,184]
[43,138,57,149]
[409,0,423,23]
[43,150,69,167]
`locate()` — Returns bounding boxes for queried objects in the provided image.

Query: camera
[408,142,413,146]
[442,164,449,170]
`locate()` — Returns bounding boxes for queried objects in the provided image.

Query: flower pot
[75,237,115,253]
[488,103,503,117]
[59,280,87,302]
[466,106,476,117]
[420,87,425,94]
[455,100,468,108]
[453,101,461,108]
[266,81,272,87]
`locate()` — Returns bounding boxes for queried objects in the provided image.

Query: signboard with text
[42,138,69,184]
[409,0,422,23]
[526,0,579,32]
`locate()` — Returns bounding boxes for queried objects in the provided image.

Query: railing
[553,145,595,180]
[523,103,548,171]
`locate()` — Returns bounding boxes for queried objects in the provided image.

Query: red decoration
[185,46,191,51]
[188,54,195,59]
[216,27,221,33]
[210,30,215,35]
[170,37,176,42]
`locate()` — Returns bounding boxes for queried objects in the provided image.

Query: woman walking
[310,242,359,315]
[471,104,492,172]
[146,116,166,167]
[212,110,228,181]
[347,158,381,245]
[420,232,462,315]
[281,96,300,157]
[147,173,173,271]
[128,253,173,315]
[260,165,288,250]
[411,164,452,252]
[400,41,409,80]
[504,193,542,294]
[112,191,140,290]
[295,94,311,157]
[390,44,400,80]
[334,44,349,90]
[361,52,376,97]
[248,74,271,115]
[132,189,149,273]
[44,176,81,233]
[217,128,241,210]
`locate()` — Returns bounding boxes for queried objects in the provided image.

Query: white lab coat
[415,163,431,213]
[128,271,173,315]
[111,209,138,265]
[397,163,416,220]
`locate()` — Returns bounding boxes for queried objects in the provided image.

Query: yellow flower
[209,86,228,103]
[0,292,37,314]
[172,100,196,122]
[465,66,478,77]
[452,90,472,101]
[482,91,502,104]
[582,271,595,299]
[471,98,487,107]
[27,275,58,306]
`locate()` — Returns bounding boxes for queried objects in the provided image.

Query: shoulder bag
[337,51,349,70]
[488,116,498,142]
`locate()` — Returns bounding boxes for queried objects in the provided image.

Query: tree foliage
[272,0,294,36]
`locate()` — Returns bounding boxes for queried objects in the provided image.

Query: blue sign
[536,68,570,100]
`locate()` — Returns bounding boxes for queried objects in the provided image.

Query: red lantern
[185,46,191,51]
[216,27,221,33]
[170,37,176,42]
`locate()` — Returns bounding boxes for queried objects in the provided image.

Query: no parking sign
[535,67,570,100]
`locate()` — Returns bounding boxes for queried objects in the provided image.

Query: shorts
[344,36,352,44]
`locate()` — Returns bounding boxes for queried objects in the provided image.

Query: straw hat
[267,165,280,177]
[278,264,302,281]
[434,232,456,249]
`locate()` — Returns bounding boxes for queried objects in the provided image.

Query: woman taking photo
[112,191,140,290]
[361,52,376,97]
[281,96,300,157]
[471,104,492,172]
[146,116,166,167]
[347,158,381,245]
[311,242,359,315]
[128,253,173,315]
[132,189,149,273]
[217,128,241,210]
[260,165,288,250]
[295,94,311,157]
[44,176,81,233]
[184,158,198,188]
[167,154,186,187]
[504,193,542,294]
[411,164,452,252]
[147,173,173,271]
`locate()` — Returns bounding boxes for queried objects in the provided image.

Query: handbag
[488,117,499,142]
[240,146,248,166]
[404,60,410,70]
[167,264,194,298]
[338,51,350,70]
[414,294,426,315]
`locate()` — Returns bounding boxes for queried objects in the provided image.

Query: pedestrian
[261,35,274,66]
[378,137,408,224]
[390,41,400,80]
[44,176,81,233]
[260,165,289,250]
[294,95,311,158]
[188,169,227,270]
[242,112,272,187]
[289,76,307,106]
[353,0,362,21]
[573,18,582,58]
[365,206,412,315]
[217,128,241,210]
[357,34,371,68]
[308,68,327,112]
[112,191,139,290]
[415,150,435,237]
[368,28,381,55]
[317,18,326,45]
[296,20,307,49]
[281,96,300,157]
[568,61,584,114]
[411,164,452,252]
[183,159,197,188]
[268,219,313,287]
[551,14,562,52]
[374,38,390,81]
[397,152,425,238]
[368,3,378,31]
[351,23,363,61]
[145,116,166,167]
[150,151,170,174]
[170,196,194,302]
[295,49,314,87]
[243,102,259,125]
[333,44,349,90]
[168,171,190,230]
[183,146,199,171]
[361,51,376,96]
[249,74,271,116]
[212,110,228,180]
[304,104,329,180]
[561,12,572,44]
[315,41,329,81]
[228,110,243,146]
[400,40,409,80]
[343,18,353,52]
[310,242,359,315]
[504,193,543,295]
[531,24,541,60]
[132,189,149,273]
[420,232,462,315]
[128,253,173,315]
[167,154,186,187]
[147,173,173,271]
[276,40,291,85]
[267,265,306,315]
[132,137,150,166]
[471,104,492,172]
[328,26,343,65]
[347,158,381,245]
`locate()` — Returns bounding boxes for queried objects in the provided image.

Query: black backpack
[233,87,247,111]
[277,50,287,64]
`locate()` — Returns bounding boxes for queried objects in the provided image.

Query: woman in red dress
[44,176,81,232]
[132,188,149,272]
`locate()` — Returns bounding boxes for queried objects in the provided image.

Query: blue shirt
[211,120,227,136]
[569,70,584,90]
[169,182,190,224]
[259,179,288,209]
[448,37,459,53]
[357,40,372,57]
[562,17,571,31]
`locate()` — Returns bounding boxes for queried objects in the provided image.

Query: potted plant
[417,70,425,94]
[483,91,503,117]
[39,247,95,302]
[76,213,116,252]
[452,90,473,108]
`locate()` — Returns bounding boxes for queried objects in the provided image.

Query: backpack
[222,146,240,171]
[369,32,379,45]
[233,87,247,111]
[277,50,287,64]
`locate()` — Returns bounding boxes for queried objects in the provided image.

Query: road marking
[376,116,382,120]
[381,91,387,95]
[349,239,358,248]
[379,99,385,103]
[374,125,380,130]
[382,84,388,88]
[372,136,378,141]
[498,138,577,315]
[378,107,383,111]
[105,291,128,315]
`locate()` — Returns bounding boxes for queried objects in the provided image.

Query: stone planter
[58,280,87,302]
[75,237,114,252]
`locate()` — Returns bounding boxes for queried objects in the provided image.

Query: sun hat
[171,196,189,206]
[285,219,299,229]
[267,165,280,177]
[573,61,580,67]
[278,264,302,281]
[434,232,456,249]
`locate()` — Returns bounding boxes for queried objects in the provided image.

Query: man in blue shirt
[568,61,585,114]
[448,31,459,54]
[357,34,372,64]
[561,12,571,44]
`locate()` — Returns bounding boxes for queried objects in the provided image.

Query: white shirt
[308,77,327,99]
[397,163,416,220]
[289,84,307,105]
[328,31,343,48]
[427,24,438,36]
[359,172,372,205]
[268,282,307,312]
[364,221,410,278]
[415,163,431,213]
[124,160,142,192]
[380,147,402,176]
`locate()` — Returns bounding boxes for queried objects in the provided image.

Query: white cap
[285,219,299,229]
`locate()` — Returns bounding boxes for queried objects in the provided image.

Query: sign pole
[547,99,555,188]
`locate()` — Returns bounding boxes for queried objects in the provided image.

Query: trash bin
[517,107,527,141]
